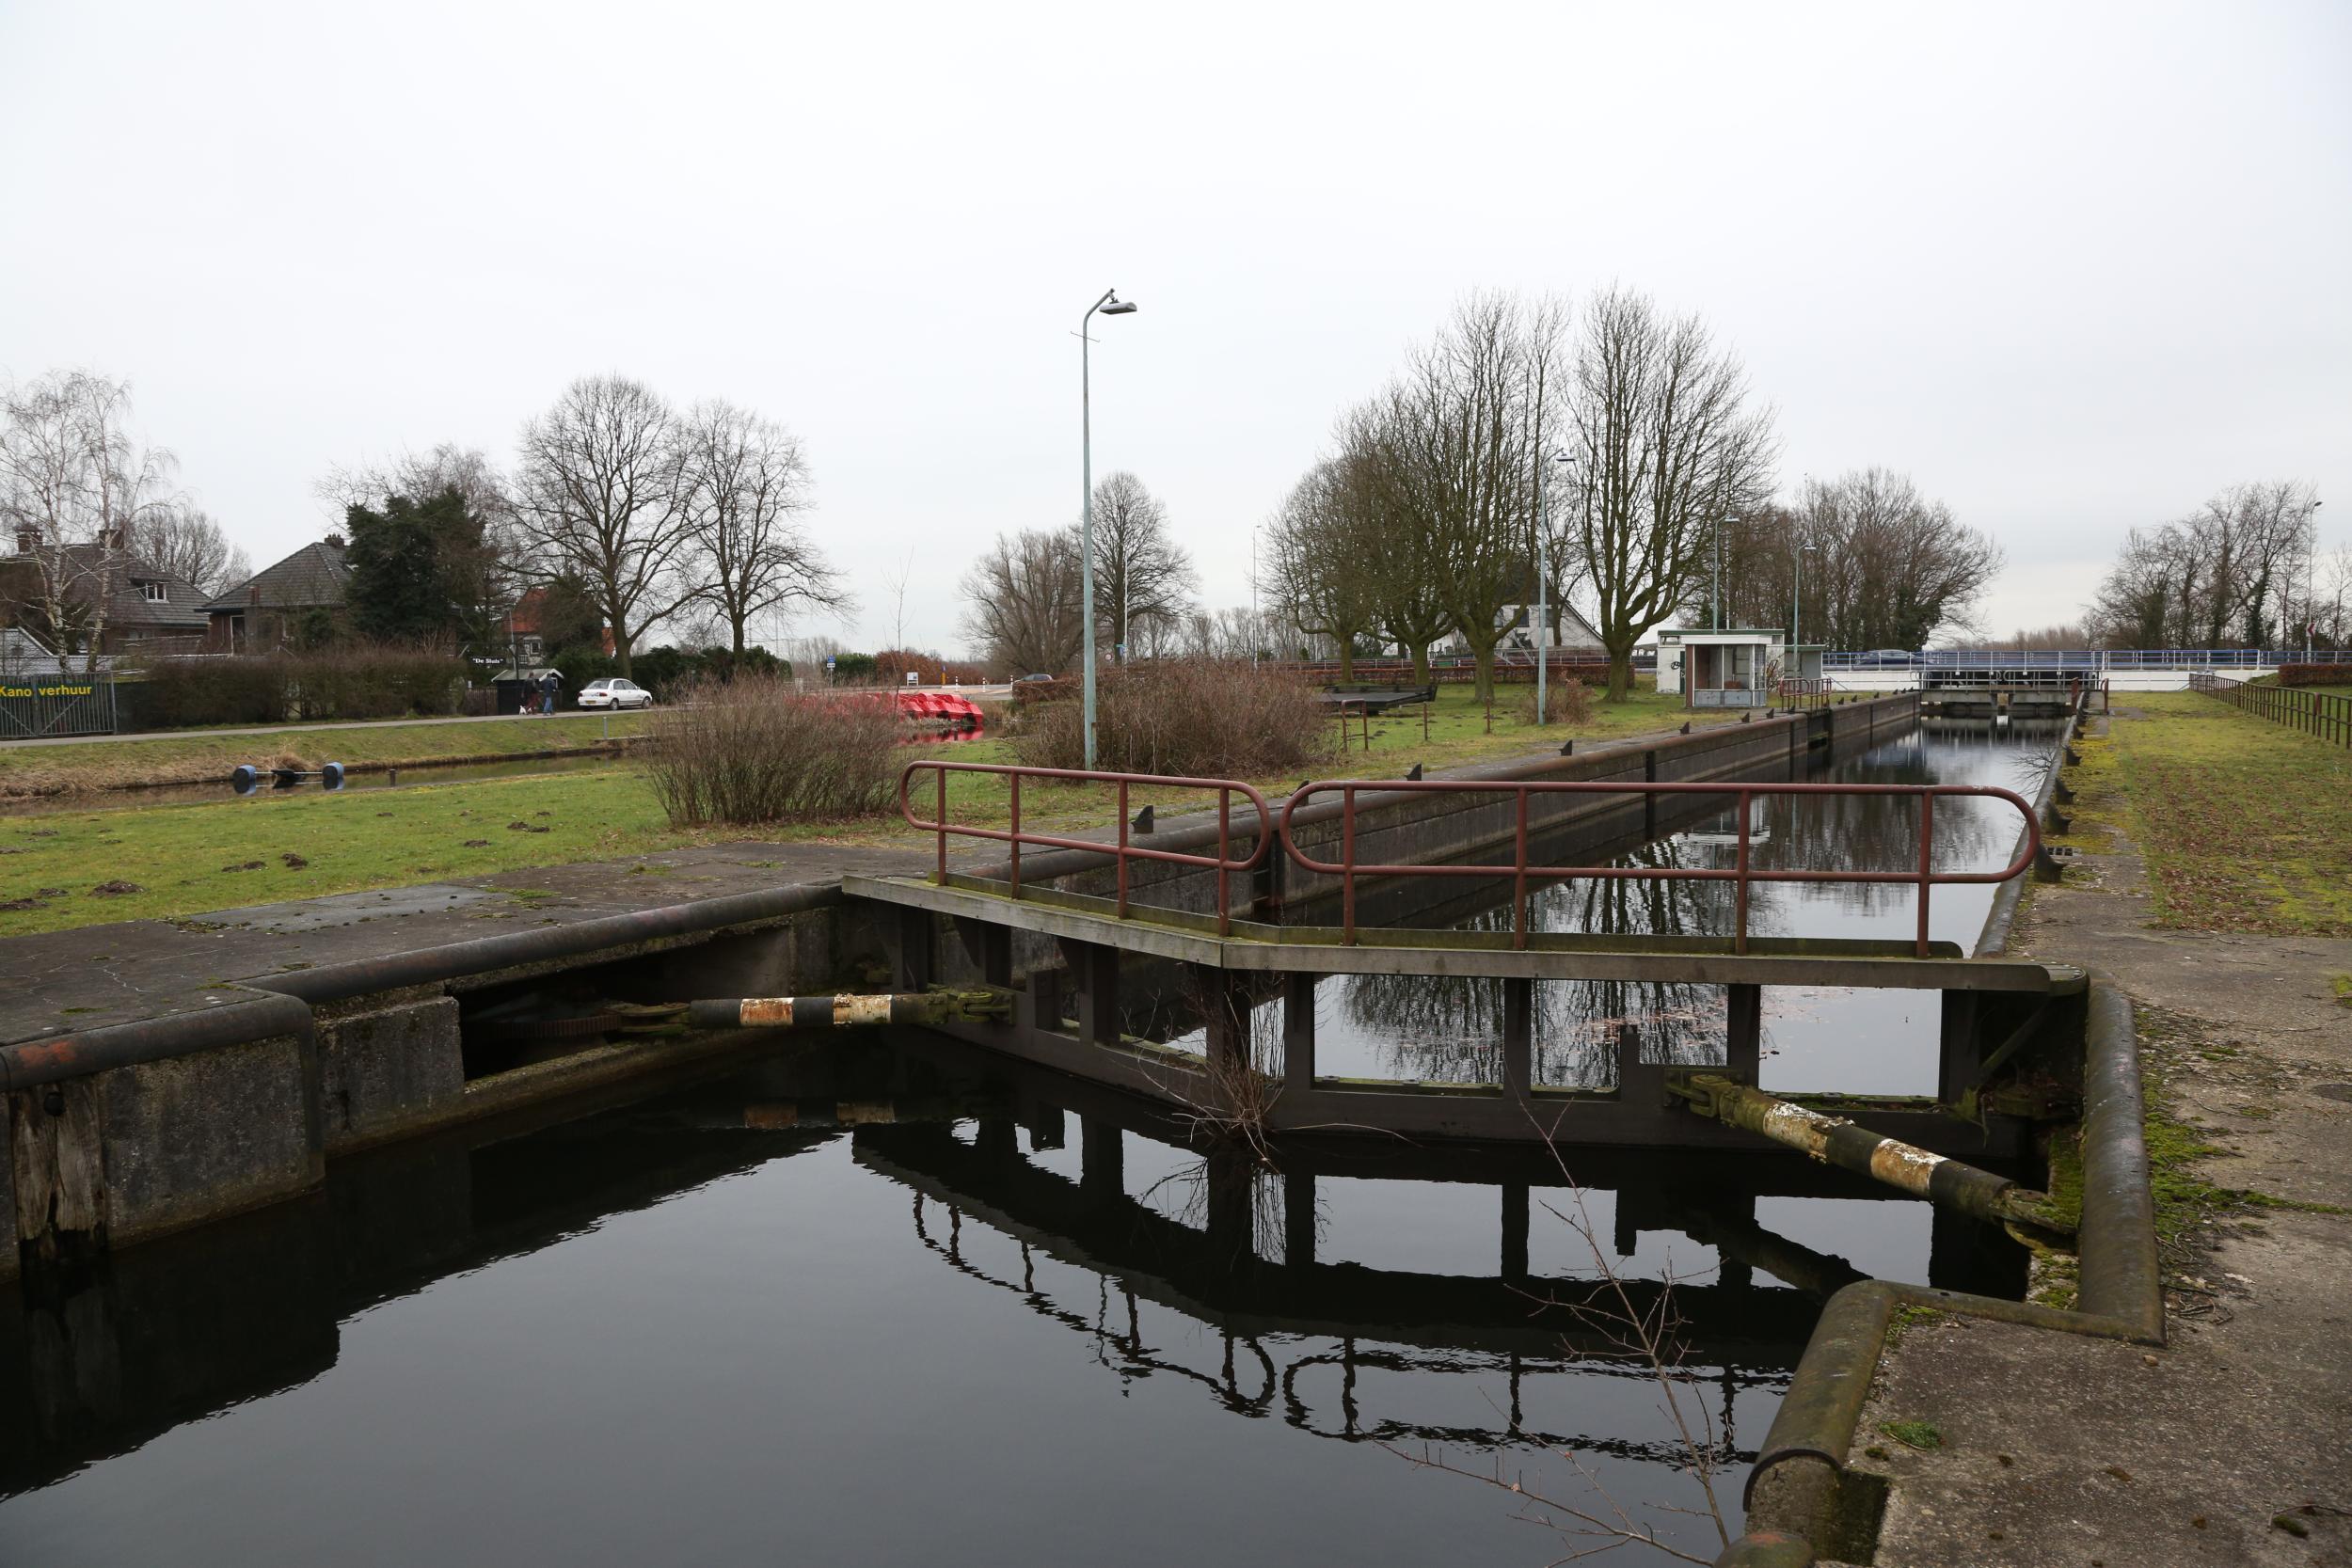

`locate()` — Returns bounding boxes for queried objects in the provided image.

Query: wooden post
[1502,977,1534,1098]
[1938,990,1980,1107]
[1284,1170,1318,1267]
[1282,971,1318,1095]
[1070,942,1121,1047]
[1502,1180,1530,1282]
[1198,965,1252,1077]
[1080,1115,1123,1203]
[892,906,932,992]
[1725,982,1762,1083]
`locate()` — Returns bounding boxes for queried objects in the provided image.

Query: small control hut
[1654,627,1819,708]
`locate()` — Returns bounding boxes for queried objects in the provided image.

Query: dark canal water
[0,720,2057,1566]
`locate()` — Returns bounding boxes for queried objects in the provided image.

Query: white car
[576,677,653,710]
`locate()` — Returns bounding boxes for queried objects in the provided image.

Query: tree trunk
[1604,641,1634,702]
[1471,643,1496,705]
[1408,641,1431,686]
[1337,640,1356,681]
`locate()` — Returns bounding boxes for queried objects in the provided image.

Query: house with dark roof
[202,536,351,652]
[1,529,211,655]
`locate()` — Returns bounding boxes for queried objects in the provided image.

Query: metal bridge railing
[1823,647,2352,671]
[2190,672,2352,749]
[1774,677,1834,710]
[899,761,1273,937]
[901,765,2044,957]
[1276,779,2042,957]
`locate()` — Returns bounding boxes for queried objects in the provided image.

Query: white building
[1654,626,1824,708]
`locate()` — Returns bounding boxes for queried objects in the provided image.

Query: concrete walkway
[1845,707,2352,1567]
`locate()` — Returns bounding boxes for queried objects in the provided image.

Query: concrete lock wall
[9,1035,322,1265]
[313,992,466,1150]
[3,903,856,1279]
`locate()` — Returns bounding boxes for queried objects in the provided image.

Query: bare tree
[960,527,1085,676]
[2316,543,2352,650]
[2086,482,2320,649]
[1566,288,1777,700]
[1709,473,1999,650]
[1265,459,1380,679]
[1333,404,1454,683]
[1088,471,1199,659]
[675,399,846,655]
[1354,293,1569,702]
[0,371,179,669]
[882,546,916,654]
[134,502,246,596]
[513,374,692,676]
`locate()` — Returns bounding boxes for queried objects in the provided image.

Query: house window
[142,581,167,603]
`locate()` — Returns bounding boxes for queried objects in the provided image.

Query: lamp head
[1101,296,1138,315]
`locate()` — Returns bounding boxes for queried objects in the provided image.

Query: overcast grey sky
[4,0,2345,651]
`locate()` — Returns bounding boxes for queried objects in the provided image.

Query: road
[0,686,1010,748]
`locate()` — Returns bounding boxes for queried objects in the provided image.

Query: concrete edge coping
[1715,970,2162,1567]
[1974,688,2088,959]
[0,879,849,1089]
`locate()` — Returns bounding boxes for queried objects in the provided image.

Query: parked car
[1012,673,1056,685]
[576,677,653,709]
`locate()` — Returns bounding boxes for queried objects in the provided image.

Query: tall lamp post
[1715,514,1738,631]
[1250,522,1262,668]
[1536,451,1575,723]
[1079,288,1137,769]
[1793,541,1818,698]
[2305,498,2324,663]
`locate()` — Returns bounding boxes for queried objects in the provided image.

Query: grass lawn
[0,712,655,797]
[0,679,1740,939]
[2057,690,2352,935]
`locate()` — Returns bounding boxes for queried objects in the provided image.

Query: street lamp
[1250,521,1262,669]
[1716,514,1738,631]
[1536,451,1575,724]
[1793,542,1819,700]
[1079,288,1137,769]
[2305,498,2324,664]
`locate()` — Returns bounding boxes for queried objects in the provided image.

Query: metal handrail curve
[1276,778,2041,956]
[899,760,1273,936]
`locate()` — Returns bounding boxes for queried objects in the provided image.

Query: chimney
[324,532,346,548]
[11,526,37,554]
[97,524,129,550]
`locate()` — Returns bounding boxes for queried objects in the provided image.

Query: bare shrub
[1518,676,1597,726]
[1013,659,1336,777]
[641,675,899,827]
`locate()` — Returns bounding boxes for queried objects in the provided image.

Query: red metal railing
[1776,677,1835,711]
[898,764,2042,957]
[1277,779,2041,957]
[899,761,1273,937]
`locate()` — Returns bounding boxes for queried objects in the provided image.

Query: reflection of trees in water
[1346,879,1726,1086]
[1318,730,2058,1085]
[1346,972,1726,1087]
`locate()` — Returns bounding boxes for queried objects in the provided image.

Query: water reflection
[1291,722,2059,1095]
[0,1038,2024,1567]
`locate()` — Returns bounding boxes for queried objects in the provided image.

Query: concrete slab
[1847,707,2352,1567]
[0,841,925,1047]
